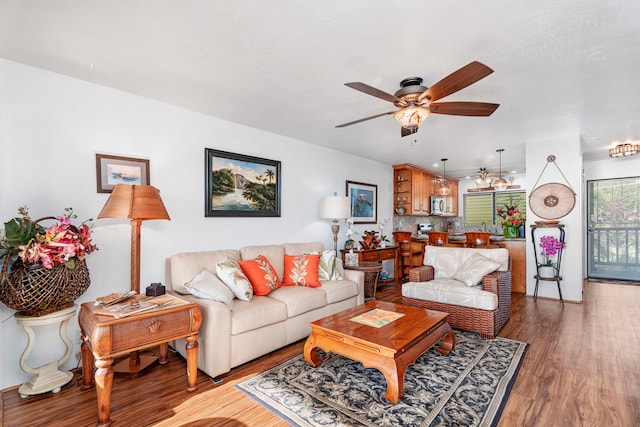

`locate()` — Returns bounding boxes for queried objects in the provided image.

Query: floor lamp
[98,184,170,375]
[319,192,351,254]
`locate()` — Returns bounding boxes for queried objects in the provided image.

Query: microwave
[431,196,446,215]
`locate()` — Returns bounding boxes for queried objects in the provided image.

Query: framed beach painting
[96,154,150,193]
[205,148,281,217]
[346,180,377,224]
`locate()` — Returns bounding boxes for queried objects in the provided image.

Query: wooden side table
[15,305,77,398]
[341,245,400,285]
[79,294,202,427]
[343,261,382,300]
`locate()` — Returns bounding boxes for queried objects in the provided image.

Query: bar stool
[393,231,424,281]
[465,232,491,248]
[428,232,449,246]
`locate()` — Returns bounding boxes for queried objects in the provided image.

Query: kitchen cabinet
[393,164,457,216]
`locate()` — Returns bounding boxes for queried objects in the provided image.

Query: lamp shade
[98,184,170,220]
[319,193,351,220]
[393,106,430,130]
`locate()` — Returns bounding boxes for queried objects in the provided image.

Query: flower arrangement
[376,218,391,244]
[1,206,97,270]
[539,235,565,267]
[344,218,358,249]
[496,203,525,227]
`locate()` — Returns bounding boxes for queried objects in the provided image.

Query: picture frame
[95,154,150,193]
[346,180,377,224]
[205,148,281,217]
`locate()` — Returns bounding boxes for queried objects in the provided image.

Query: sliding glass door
[587,177,640,280]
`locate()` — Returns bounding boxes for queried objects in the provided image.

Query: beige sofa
[166,241,364,379]
[401,245,512,338]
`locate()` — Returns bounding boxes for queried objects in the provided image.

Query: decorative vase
[518,225,525,238]
[538,265,556,278]
[503,226,518,238]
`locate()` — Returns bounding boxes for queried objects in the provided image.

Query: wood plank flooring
[2,280,639,426]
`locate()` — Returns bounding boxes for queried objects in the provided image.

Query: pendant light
[494,149,508,190]
[437,158,451,196]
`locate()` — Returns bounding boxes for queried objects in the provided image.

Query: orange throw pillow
[282,254,321,287]
[238,255,281,296]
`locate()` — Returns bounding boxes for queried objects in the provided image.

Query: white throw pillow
[184,269,235,307]
[216,258,253,301]
[452,253,500,287]
[306,250,343,281]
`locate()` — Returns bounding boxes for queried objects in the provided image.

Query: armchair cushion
[402,279,498,310]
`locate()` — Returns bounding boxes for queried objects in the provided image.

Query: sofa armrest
[408,265,434,282]
[168,291,233,378]
[342,269,365,305]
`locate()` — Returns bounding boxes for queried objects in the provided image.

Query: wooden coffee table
[304,300,454,403]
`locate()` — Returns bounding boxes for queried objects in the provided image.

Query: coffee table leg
[94,357,114,427]
[436,323,456,355]
[303,334,322,367]
[379,359,403,403]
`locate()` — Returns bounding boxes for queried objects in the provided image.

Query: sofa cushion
[240,244,285,279]
[231,296,288,335]
[169,249,241,294]
[317,279,359,304]
[282,254,321,287]
[267,286,327,317]
[402,279,498,310]
[239,255,282,296]
[452,253,500,287]
[216,259,253,301]
[184,269,235,307]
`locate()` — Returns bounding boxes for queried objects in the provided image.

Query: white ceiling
[2,0,640,178]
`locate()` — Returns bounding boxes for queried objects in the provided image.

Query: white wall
[583,156,640,180]
[525,135,583,302]
[0,59,393,389]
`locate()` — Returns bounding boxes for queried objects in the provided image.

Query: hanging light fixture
[494,149,508,190]
[393,105,430,130]
[609,143,639,158]
[437,158,451,196]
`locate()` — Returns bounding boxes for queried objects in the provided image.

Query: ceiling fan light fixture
[609,143,639,158]
[393,105,430,130]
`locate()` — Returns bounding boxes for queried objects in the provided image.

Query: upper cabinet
[393,164,458,216]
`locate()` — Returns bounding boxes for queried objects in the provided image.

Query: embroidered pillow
[238,255,281,296]
[452,253,501,287]
[184,269,235,307]
[216,258,253,301]
[282,254,321,287]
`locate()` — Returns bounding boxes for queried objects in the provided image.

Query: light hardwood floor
[2,280,639,426]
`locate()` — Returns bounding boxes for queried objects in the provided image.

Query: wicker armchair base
[403,263,512,339]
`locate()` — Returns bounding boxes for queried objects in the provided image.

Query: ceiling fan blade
[401,126,418,137]
[335,111,395,128]
[418,61,494,102]
[429,101,499,116]
[345,82,408,106]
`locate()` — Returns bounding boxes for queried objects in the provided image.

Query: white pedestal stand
[15,305,77,398]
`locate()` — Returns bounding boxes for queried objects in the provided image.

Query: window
[464,191,526,225]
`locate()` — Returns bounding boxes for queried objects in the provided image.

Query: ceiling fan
[467,167,505,185]
[336,61,499,137]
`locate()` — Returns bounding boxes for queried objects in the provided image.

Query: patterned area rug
[237,331,527,427]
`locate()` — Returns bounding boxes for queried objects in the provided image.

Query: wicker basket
[0,255,91,317]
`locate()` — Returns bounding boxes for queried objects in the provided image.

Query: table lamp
[319,192,351,254]
[98,184,170,375]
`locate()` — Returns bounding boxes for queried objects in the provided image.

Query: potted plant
[538,235,565,278]
[496,203,524,238]
[0,207,98,316]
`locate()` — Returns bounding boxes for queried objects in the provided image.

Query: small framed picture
[205,148,281,217]
[95,154,150,193]
[346,180,377,224]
